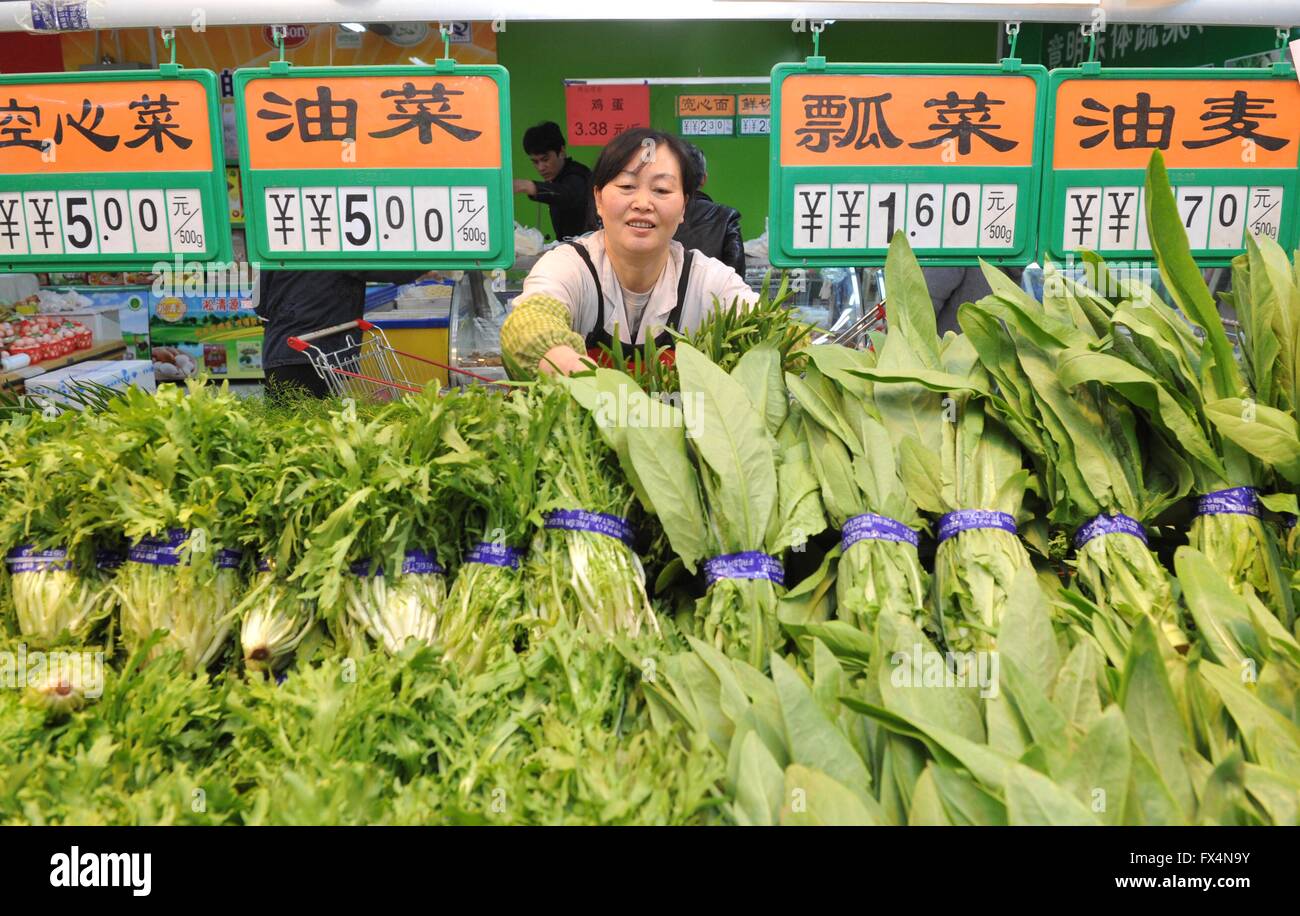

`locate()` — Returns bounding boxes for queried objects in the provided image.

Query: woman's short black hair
[590,128,700,200]
[523,121,566,156]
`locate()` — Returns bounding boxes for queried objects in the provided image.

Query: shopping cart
[287,318,504,400]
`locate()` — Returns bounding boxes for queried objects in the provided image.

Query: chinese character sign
[0,71,229,269]
[770,65,1046,268]
[0,79,214,174]
[780,74,1038,168]
[1044,72,1300,263]
[677,95,735,117]
[564,84,650,144]
[1053,78,1300,169]
[235,66,512,270]
[242,75,501,170]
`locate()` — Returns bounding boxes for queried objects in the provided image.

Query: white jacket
[519,231,758,345]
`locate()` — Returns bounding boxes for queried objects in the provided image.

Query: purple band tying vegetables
[544,509,636,547]
[256,557,272,573]
[466,542,523,569]
[402,549,444,576]
[5,545,70,574]
[1279,513,1297,530]
[350,550,446,578]
[703,552,785,587]
[95,550,126,571]
[217,549,243,570]
[937,510,1018,545]
[127,530,241,568]
[1074,513,1148,550]
[1195,486,1259,519]
[841,513,919,551]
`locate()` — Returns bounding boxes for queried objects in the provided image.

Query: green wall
[499,20,999,243]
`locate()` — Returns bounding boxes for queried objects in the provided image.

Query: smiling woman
[501,127,758,376]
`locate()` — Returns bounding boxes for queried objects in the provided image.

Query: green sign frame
[1040,64,1300,267]
[0,66,232,272]
[234,62,514,271]
[768,59,1048,268]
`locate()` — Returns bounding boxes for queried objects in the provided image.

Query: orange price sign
[242,75,502,170]
[779,73,1039,168]
[677,94,735,117]
[1052,78,1300,169]
[0,79,214,175]
[738,94,771,115]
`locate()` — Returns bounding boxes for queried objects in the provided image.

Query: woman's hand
[538,344,593,376]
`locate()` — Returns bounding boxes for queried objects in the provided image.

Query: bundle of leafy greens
[858,236,1033,652]
[786,343,928,636]
[1055,152,1293,628]
[86,382,261,670]
[1211,233,1300,563]
[526,379,658,638]
[959,262,1191,649]
[228,398,320,673]
[590,343,822,668]
[288,389,482,655]
[440,386,556,674]
[0,409,118,645]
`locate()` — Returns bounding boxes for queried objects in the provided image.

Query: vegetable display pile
[1,153,1299,825]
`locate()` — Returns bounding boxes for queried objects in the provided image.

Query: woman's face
[594,145,687,259]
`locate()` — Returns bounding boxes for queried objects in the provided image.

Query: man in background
[673,143,746,277]
[256,269,425,398]
[514,121,594,242]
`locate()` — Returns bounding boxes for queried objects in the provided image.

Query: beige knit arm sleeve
[500,293,586,372]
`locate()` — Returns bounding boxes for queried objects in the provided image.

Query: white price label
[59,191,98,254]
[166,189,205,253]
[0,193,28,256]
[943,184,980,249]
[1062,187,1101,252]
[1246,186,1283,241]
[1208,186,1247,250]
[791,184,830,250]
[905,184,943,249]
[301,187,339,252]
[681,118,734,136]
[979,184,1017,250]
[94,189,133,254]
[1099,186,1140,252]
[338,187,378,253]
[1175,186,1212,250]
[129,190,169,254]
[376,187,415,253]
[451,186,490,253]
[413,186,452,252]
[830,184,868,250]
[264,188,303,252]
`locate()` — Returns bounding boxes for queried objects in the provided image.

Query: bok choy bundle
[960,263,1191,649]
[860,236,1033,652]
[1055,152,1294,628]
[527,379,658,639]
[440,386,555,673]
[786,343,928,634]
[91,382,259,669]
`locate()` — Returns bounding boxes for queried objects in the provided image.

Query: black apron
[565,241,694,358]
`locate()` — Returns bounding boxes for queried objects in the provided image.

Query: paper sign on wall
[564,83,650,145]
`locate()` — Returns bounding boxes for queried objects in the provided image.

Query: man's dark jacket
[674,191,745,277]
